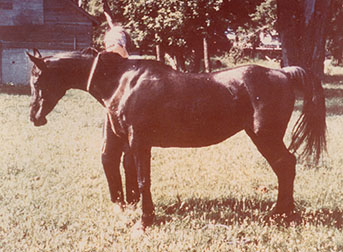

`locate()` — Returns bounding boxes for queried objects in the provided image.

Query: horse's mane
[48,48,98,61]
[42,48,98,70]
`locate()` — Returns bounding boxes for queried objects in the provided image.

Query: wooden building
[0,0,99,84]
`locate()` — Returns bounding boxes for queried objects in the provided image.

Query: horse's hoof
[272,202,295,216]
[142,212,155,228]
[126,197,140,207]
[126,190,140,204]
[125,202,138,211]
[264,206,299,225]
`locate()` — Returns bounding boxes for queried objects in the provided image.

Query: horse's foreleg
[129,137,154,228]
[123,150,140,205]
[246,130,296,215]
[101,116,124,205]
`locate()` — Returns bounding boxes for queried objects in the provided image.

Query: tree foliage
[77,0,262,67]
[230,0,276,61]
[122,0,231,57]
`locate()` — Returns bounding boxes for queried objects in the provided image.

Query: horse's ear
[102,0,115,28]
[104,11,115,29]
[33,48,42,58]
[26,52,47,71]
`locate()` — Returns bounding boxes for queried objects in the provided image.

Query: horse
[27,49,326,229]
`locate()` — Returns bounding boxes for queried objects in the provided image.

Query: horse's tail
[282,66,326,163]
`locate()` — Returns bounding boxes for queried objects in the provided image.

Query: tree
[122,0,230,72]
[120,0,263,72]
[327,0,343,65]
[277,0,332,78]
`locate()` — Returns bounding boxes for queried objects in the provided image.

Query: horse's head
[26,49,67,126]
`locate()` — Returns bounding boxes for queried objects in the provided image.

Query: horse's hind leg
[246,130,296,215]
[101,115,124,205]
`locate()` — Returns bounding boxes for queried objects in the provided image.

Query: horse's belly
[148,112,244,148]
[153,126,242,148]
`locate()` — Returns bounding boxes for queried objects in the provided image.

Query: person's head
[103,12,130,58]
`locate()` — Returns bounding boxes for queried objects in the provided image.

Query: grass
[1,61,343,251]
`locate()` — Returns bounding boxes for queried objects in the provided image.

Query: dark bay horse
[27,50,326,228]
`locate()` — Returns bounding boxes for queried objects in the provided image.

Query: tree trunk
[277,0,303,67]
[277,0,332,79]
[304,0,332,77]
[190,49,202,73]
[203,37,211,73]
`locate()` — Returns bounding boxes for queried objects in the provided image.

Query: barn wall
[1,48,30,84]
[0,24,93,50]
[0,23,93,85]
[1,47,66,85]
[0,0,43,26]
[44,0,92,24]
[0,0,96,84]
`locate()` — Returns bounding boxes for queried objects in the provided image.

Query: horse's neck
[67,59,94,91]
[87,72,123,106]
[86,55,131,105]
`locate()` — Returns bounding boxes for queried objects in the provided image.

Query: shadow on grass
[323,74,343,86]
[322,74,343,116]
[324,88,343,98]
[323,87,343,116]
[295,101,343,116]
[293,84,343,116]
[156,197,343,229]
[0,84,30,95]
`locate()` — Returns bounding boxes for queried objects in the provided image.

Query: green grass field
[1,62,343,251]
